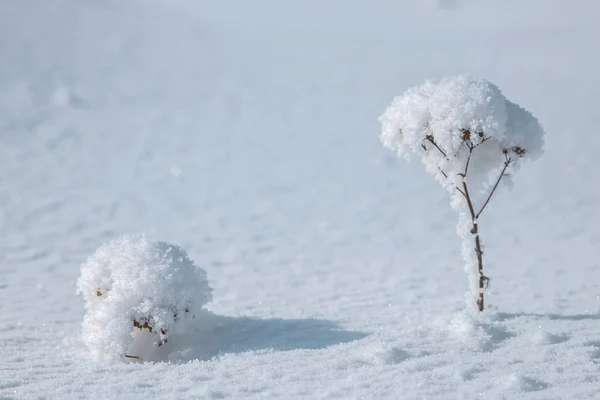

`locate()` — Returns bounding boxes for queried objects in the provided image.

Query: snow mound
[503,374,548,392]
[528,329,568,345]
[76,235,213,362]
[362,345,412,365]
[379,74,545,203]
[446,313,514,352]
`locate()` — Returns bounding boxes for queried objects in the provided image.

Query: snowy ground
[1,0,600,398]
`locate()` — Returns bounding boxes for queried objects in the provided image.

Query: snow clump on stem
[379,75,544,311]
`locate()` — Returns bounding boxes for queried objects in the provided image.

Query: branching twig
[420,130,519,311]
[425,135,449,160]
[422,136,449,179]
[462,144,474,177]
[462,177,487,311]
[458,134,490,312]
[462,182,476,222]
[475,154,512,219]
[476,136,490,148]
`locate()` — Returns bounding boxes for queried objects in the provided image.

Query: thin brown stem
[474,233,486,311]
[425,135,449,160]
[459,139,489,311]
[425,132,505,311]
[466,148,473,173]
[462,182,476,221]
[422,138,448,179]
[473,136,490,149]
[431,132,503,311]
[458,143,474,178]
[475,156,512,219]
[462,180,486,311]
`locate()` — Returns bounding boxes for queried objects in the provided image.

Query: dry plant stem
[426,135,448,159]
[462,179,486,311]
[423,143,449,178]
[459,146,487,311]
[424,133,511,311]
[476,154,513,219]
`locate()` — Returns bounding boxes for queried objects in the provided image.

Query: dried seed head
[133,318,153,332]
[512,146,526,156]
[132,308,189,336]
[460,129,471,141]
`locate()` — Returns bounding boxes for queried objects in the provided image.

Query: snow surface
[1,0,600,399]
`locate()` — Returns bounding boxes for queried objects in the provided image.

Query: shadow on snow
[156,311,369,362]
[493,312,600,322]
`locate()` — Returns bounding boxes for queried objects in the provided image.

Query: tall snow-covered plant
[379,75,545,311]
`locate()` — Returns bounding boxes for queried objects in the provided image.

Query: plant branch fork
[421,129,522,311]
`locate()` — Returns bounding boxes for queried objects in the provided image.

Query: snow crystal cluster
[76,235,212,362]
[379,74,544,208]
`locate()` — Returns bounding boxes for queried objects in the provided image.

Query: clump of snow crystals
[76,234,212,362]
[380,74,544,204]
[379,75,545,310]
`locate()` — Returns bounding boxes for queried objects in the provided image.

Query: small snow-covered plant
[76,234,212,362]
[379,75,544,311]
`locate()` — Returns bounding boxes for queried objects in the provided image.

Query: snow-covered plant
[379,75,544,311]
[76,234,212,362]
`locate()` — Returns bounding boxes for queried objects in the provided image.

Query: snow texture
[76,235,212,362]
[2,0,600,399]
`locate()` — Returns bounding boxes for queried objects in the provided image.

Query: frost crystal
[76,234,213,362]
[380,74,544,206]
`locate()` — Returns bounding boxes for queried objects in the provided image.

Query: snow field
[1,0,600,399]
